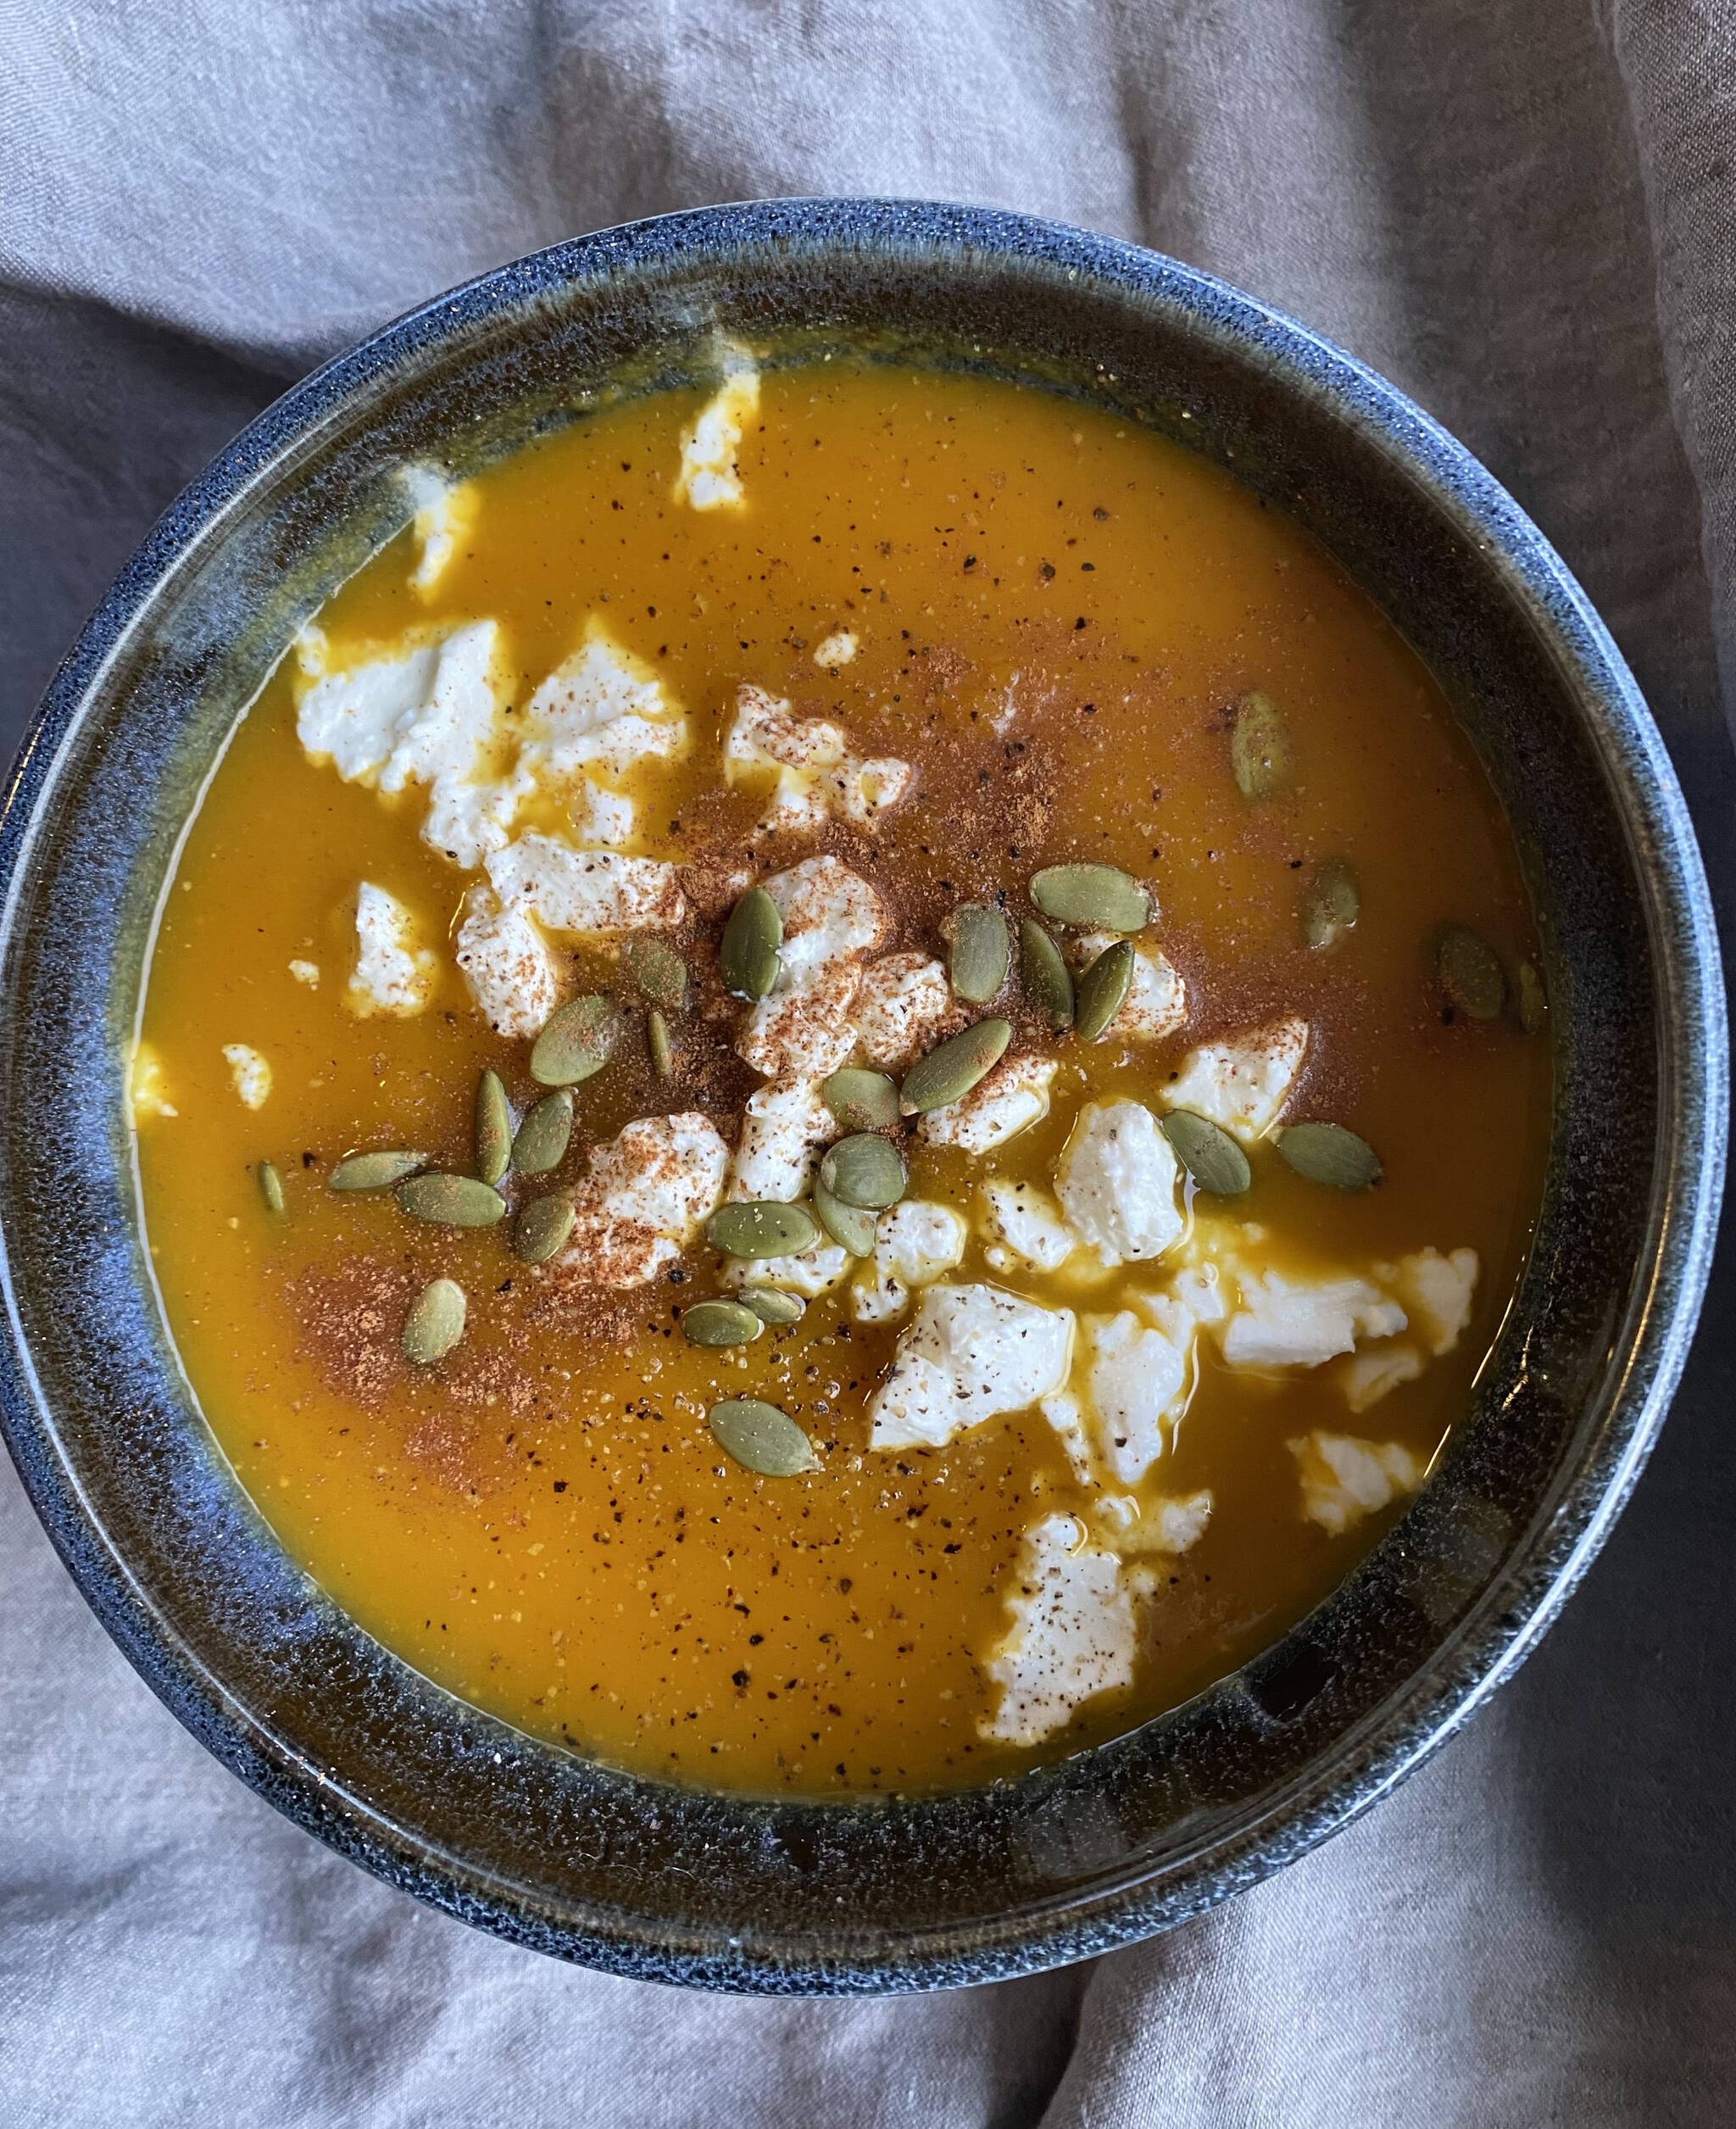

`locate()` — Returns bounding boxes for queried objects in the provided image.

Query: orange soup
[132,350,1550,1796]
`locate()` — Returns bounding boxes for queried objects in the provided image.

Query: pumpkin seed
[330,1148,426,1192]
[475,1068,512,1184]
[626,935,687,1009]
[512,1089,574,1175]
[1074,939,1135,1042]
[820,1133,906,1210]
[821,1067,899,1132]
[945,903,1010,1003]
[899,1017,1012,1114]
[720,885,782,1000]
[1279,1122,1383,1190]
[1160,1109,1252,1195]
[740,1285,806,1325]
[706,1199,820,1259]
[709,1397,820,1477]
[402,1278,465,1365]
[1437,926,1505,1019]
[1516,959,1548,1034]
[396,1173,509,1227]
[256,1160,286,1214]
[813,1178,877,1256]
[1230,690,1294,800]
[648,1006,676,1081]
[530,995,618,1086]
[1029,863,1149,933]
[1020,918,1075,1029]
[513,1192,576,1262]
[682,1299,764,1347]
[1301,857,1360,950]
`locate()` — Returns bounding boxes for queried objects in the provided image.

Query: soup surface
[134,350,1550,1796]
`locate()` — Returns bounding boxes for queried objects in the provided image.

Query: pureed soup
[133,348,1550,1797]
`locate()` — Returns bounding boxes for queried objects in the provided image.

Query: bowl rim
[0,196,1726,1992]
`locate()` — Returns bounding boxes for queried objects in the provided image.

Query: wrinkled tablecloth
[3,4,1734,2122]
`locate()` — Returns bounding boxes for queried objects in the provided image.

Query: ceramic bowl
[0,200,1723,1993]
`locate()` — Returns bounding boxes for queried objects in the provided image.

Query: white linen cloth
[3,3,1734,2121]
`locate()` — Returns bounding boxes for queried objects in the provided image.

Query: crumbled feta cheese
[737,963,863,1081]
[567,779,637,847]
[1378,1247,1480,1356]
[736,856,892,1080]
[869,1283,1075,1452]
[1103,1490,1215,1558]
[1054,1099,1183,1266]
[1161,1016,1310,1142]
[454,883,562,1040]
[222,1044,271,1111]
[729,1079,836,1203]
[979,1514,1134,1747]
[852,953,955,1071]
[487,834,685,935]
[814,629,857,666]
[723,685,913,833]
[1221,1268,1407,1371]
[762,854,891,978]
[296,638,438,783]
[1083,1308,1194,1485]
[852,1201,968,1323]
[127,1041,177,1122]
[1290,1430,1425,1535]
[520,630,684,783]
[287,959,320,988]
[920,1054,1057,1154]
[722,1240,851,1300]
[556,1114,729,1289]
[1070,931,1188,1039]
[981,1179,1076,1272]
[400,464,480,595]
[1039,1391,1096,1486]
[674,347,760,510]
[1338,1342,1427,1413]
[347,881,437,1018]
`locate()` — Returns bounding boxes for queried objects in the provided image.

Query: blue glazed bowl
[0,201,1724,1993]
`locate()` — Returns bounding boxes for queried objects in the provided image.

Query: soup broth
[134,352,1550,1796]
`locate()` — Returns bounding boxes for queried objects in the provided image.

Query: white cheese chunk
[567,779,637,848]
[852,953,954,1071]
[1039,1391,1097,1487]
[1083,1307,1195,1486]
[296,638,438,783]
[557,1114,729,1289]
[762,853,891,974]
[920,1054,1057,1154]
[722,1240,851,1300]
[454,883,562,1040]
[981,1179,1076,1272]
[1099,1490,1215,1558]
[1054,1099,1183,1267]
[869,1283,1075,1452]
[288,959,320,988]
[400,464,479,595]
[1338,1342,1427,1413]
[737,962,863,1081]
[675,348,760,510]
[728,1079,836,1203]
[1070,931,1188,1040]
[347,881,437,1018]
[852,1201,968,1323]
[128,1041,178,1122]
[1161,1016,1310,1142]
[979,1514,1134,1747]
[520,630,684,785]
[814,628,857,666]
[487,834,685,936]
[723,685,913,833]
[736,856,892,1081]
[1378,1247,1480,1356]
[1221,1268,1407,1371]
[221,1043,271,1110]
[1290,1430,1425,1535]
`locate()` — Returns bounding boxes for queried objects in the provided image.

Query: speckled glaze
[0,201,1723,1994]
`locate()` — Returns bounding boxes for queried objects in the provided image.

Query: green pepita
[1020,918,1075,1029]
[648,1006,676,1081]
[821,1067,900,1132]
[626,935,687,1009]
[709,1398,820,1477]
[813,1178,877,1257]
[256,1160,286,1214]
[945,904,1010,1004]
[530,995,618,1086]
[720,885,782,1000]
[513,1193,576,1262]
[1516,959,1548,1035]
[1437,926,1505,1020]
[899,1017,1012,1115]
[739,1285,806,1325]
[1301,857,1360,950]
[1279,1121,1383,1190]
[396,1173,509,1228]
[330,1149,426,1192]
[1160,1109,1252,1195]
[402,1278,465,1365]
[511,1089,574,1175]
[1029,863,1149,933]
[1074,939,1135,1042]
[1230,690,1294,800]
[819,1133,907,1210]
[682,1299,764,1347]
[706,1199,820,1259]
[475,1068,512,1184]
